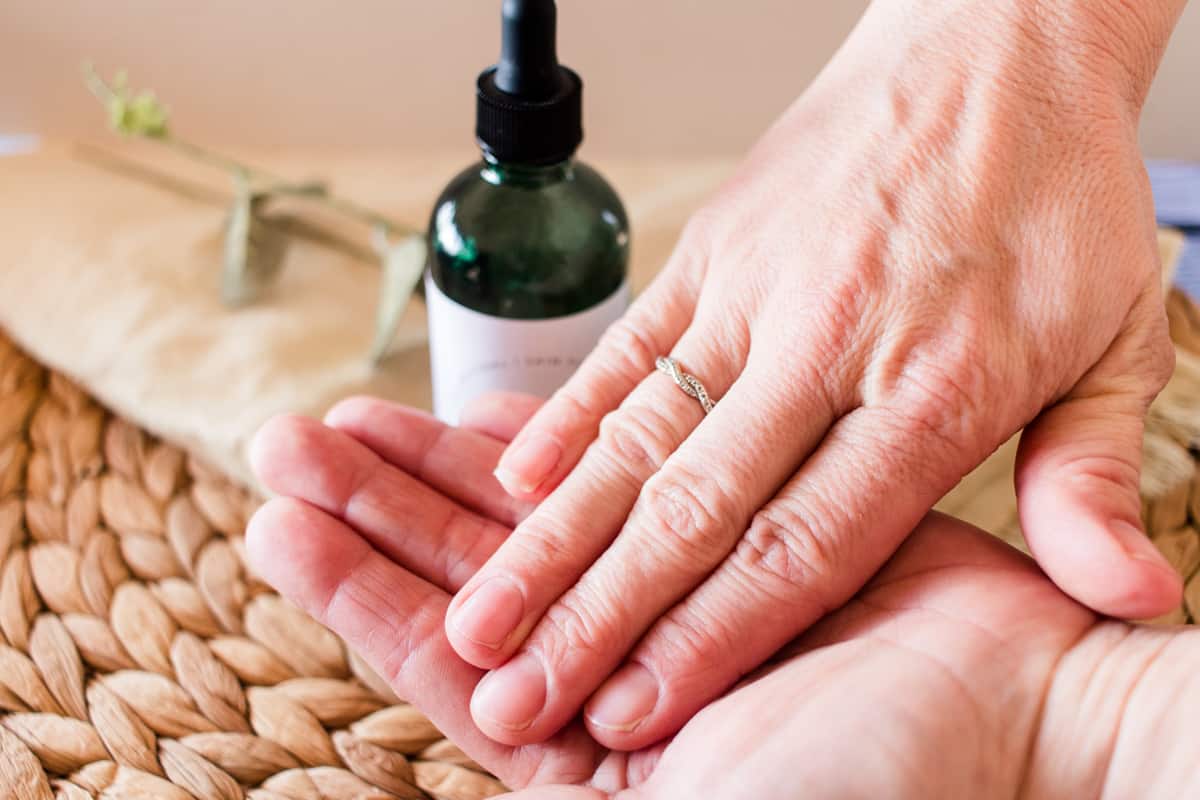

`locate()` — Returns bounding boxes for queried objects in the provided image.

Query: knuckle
[1054,451,1140,498]
[596,317,659,378]
[637,467,740,565]
[679,204,721,249]
[853,406,949,490]
[544,387,604,434]
[657,208,716,286]
[597,404,679,476]
[436,511,501,589]
[864,308,1000,451]
[543,319,657,427]
[734,503,838,611]
[811,276,875,354]
[640,608,736,685]
[379,603,442,690]
[507,516,571,567]
[318,549,436,689]
[895,346,992,448]
[539,594,618,664]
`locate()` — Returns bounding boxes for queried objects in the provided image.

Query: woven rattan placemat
[0,332,506,799]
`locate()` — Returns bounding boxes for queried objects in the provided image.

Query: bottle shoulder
[428,158,629,319]
[432,160,627,223]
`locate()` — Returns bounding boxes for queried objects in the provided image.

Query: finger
[250,414,508,591]
[460,391,546,443]
[244,498,605,788]
[1016,322,1182,620]
[445,322,745,679]
[495,789,610,800]
[244,498,505,764]
[493,250,702,499]
[579,402,972,750]
[467,352,841,745]
[324,397,531,527]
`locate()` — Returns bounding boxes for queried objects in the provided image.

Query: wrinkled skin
[247,395,1200,799]
[442,0,1189,749]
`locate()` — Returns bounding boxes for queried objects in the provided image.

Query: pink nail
[1110,520,1175,572]
[1108,520,1176,575]
[451,576,525,650]
[494,433,562,496]
[471,653,546,732]
[585,662,659,732]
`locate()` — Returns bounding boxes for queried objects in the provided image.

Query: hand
[446,0,1187,748]
[246,395,1200,799]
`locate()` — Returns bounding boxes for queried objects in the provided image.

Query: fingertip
[444,575,528,671]
[1078,551,1182,621]
[1022,495,1184,620]
[1015,404,1182,619]
[244,496,287,574]
[248,413,293,483]
[244,497,327,597]
[583,662,660,750]
[443,601,526,671]
[323,394,382,429]
[492,467,545,501]
[469,653,548,745]
[1096,519,1184,618]
[249,413,319,491]
[251,412,381,515]
[493,432,563,499]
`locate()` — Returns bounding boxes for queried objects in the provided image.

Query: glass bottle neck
[480,151,575,187]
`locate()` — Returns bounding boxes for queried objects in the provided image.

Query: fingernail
[585,662,659,732]
[471,653,546,732]
[494,433,561,495]
[1110,520,1175,571]
[451,576,525,650]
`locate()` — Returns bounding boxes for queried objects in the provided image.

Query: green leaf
[91,66,170,138]
[125,90,169,138]
[369,230,427,364]
[222,177,289,306]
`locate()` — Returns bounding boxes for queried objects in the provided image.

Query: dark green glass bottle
[425,0,630,423]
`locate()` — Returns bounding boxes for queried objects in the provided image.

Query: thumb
[1016,360,1182,620]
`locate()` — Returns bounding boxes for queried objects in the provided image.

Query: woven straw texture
[0,331,506,800]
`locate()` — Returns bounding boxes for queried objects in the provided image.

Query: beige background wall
[1,1,1198,159]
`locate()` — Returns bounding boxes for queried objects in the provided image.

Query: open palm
[246,394,1199,799]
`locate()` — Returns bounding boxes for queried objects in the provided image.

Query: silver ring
[655,356,716,414]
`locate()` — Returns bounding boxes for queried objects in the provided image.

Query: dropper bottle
[425,0,630,424]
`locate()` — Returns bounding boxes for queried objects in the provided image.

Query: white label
[426,274,630,424]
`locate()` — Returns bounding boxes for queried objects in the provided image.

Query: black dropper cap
[476,0,583,165]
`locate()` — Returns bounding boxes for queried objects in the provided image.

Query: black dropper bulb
[495,0,566,99]
[476,0,583,165]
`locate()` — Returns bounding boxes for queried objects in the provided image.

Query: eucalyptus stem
[82,62,429,365]
[82,63,414,237]
[160,137,402,231]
